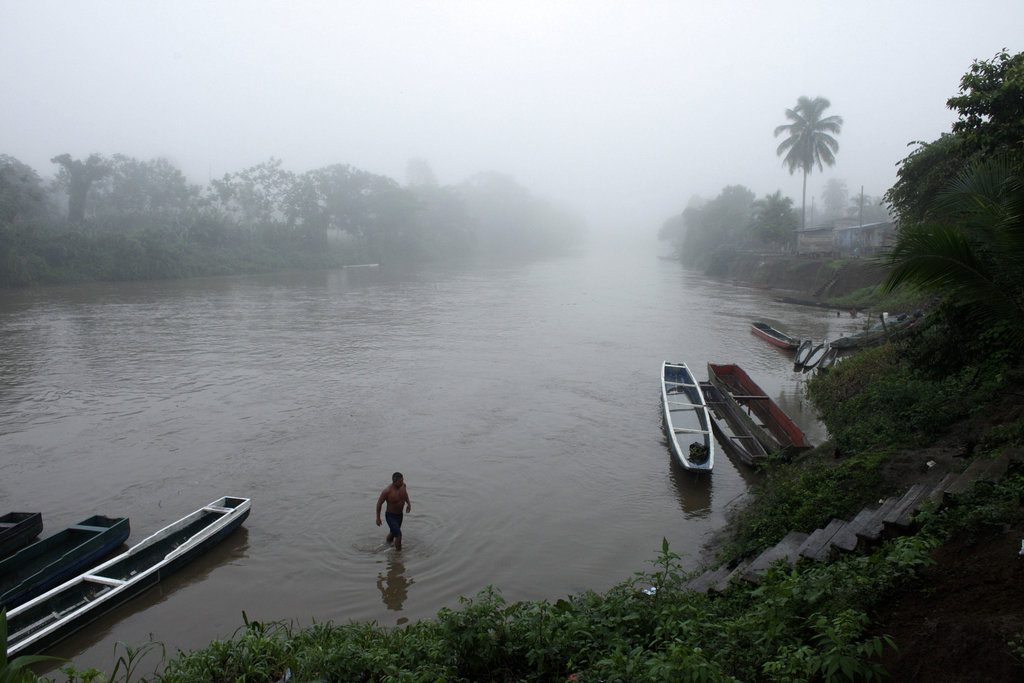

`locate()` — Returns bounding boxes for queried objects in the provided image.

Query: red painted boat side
[708,363,810,450]
[750,323,798,350]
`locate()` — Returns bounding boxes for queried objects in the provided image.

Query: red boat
[750,321,800,350]
[707,363,811,453]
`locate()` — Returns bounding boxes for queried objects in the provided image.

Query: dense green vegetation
[0,156,586,288]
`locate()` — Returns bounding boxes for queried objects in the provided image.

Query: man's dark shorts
[384,511,403,537]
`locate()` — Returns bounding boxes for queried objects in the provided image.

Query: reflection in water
[376,552,414,611]
[667,457,712,518]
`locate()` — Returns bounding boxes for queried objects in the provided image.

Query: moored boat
[831,312,923,350]
[750,322,800,350]
[6,497,250,657]
[817,346,840,372]
[793,339,813,369]
[707,363,811,453]
[0,513,43,560]
[661,362,714,471]
[802,342,829,369]
[700,380,770,467]
[0,516,130,611]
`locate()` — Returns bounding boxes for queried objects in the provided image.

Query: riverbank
[702,251,928,312]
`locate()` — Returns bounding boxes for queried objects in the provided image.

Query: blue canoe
[0,513,43,560]
[7,497,249,656]
[0,515,130,611]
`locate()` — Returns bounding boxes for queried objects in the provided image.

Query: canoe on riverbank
[707,363,811,453]
[661,362,714,471]
[0,516,129,611]
[700,380,770,467]
[6,497,250,657]
[0,513,43,560]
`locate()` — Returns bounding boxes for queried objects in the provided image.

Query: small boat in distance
[707,363,812,453]
[0,513,43,560]
[661,362,714,471]
[0,515,130,611]
[793,338,814,369]
[750,322,800,350]
[6,497,250,657]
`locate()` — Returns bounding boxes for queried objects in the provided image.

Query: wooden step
[883,484,932,534]
[855,497,899,545]
[831,506,876,553]
[980,455,1010,482]
[741,531,809,583]
[797,519,848,562]
[927,473,958,506]
[944,455,1010,500]
[714,560,752,593]
[686,565,731,594]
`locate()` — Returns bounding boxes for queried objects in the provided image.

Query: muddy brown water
[0,244,866,671]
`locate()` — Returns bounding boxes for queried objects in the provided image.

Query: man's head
[392,471,404,487]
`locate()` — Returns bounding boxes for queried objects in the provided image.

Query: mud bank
[706,253,887,302]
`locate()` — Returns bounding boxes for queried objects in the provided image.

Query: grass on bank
[825,284,929,315]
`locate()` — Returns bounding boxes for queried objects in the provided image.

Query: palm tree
[882,157,1024,333]
[774,96,843,230]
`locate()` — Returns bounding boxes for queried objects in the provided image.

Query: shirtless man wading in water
[376,472,412,551]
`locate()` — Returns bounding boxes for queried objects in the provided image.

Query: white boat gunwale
[660,361,715,471]
[7,496,250,656]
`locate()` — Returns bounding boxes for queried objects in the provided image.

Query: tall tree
[0,155,48,225]
[774,96,843,229]
[886,50,1024,223]
[821,178,849,222]
[750,191,798,246]
[51,153,110,224]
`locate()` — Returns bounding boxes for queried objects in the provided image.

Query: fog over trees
[1,3,1022,284]
[0,153,585,286]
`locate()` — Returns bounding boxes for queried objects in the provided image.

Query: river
[0,241,864,671]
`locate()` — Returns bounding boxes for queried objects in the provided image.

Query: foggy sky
[3,1,1023,235]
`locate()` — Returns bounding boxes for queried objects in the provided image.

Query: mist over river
[0,241,865,670]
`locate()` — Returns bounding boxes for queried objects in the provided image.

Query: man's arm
[376,489,386,525]
[403,488,412,513]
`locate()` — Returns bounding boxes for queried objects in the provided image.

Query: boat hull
[750,322,799,350]
[700,381,769,467]
[7,497,250,657]
[707,363,811,453]
[802,343,828,369]
[793,339,813,369]
[0,516,130,611]
[661,362,714,471]
[0,513,43,560]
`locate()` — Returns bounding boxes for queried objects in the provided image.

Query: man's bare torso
[381,484,408,514]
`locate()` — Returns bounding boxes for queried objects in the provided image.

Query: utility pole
[859,185,864,228]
